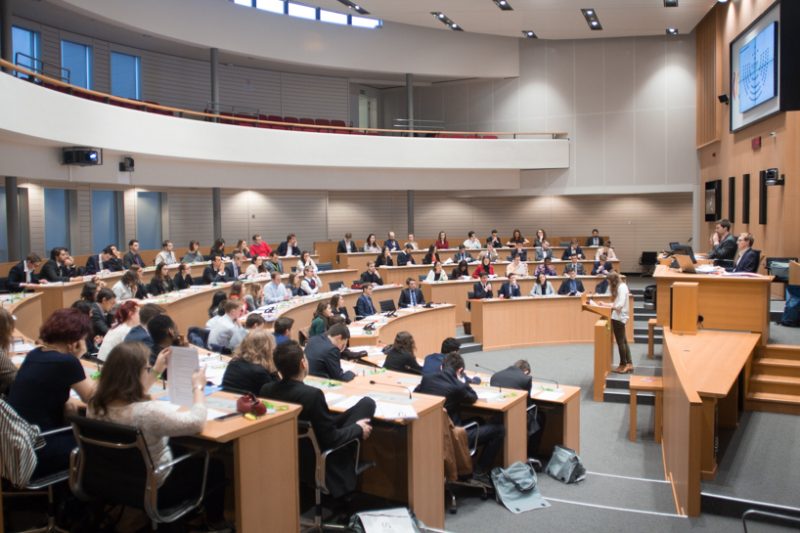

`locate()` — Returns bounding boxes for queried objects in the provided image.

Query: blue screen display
[738,22,777,113]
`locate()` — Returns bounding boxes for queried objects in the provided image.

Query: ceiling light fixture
[431,11,463,31]
[493,0,513,11]
[581,8,603,31]
[666,27,679,36]
[336,0,369,15]
[522,30,537,39]
[664,0,678,7]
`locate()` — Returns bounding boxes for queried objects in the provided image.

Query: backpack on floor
[545,445,587,484]
[491,460,550,514]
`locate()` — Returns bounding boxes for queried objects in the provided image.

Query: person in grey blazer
[530,272,555,296]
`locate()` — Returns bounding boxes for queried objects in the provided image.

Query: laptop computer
[674,254,697,274]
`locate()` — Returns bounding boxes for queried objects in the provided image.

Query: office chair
[0,399,72,533]
[639,251,658,277]
[329,281,345,291]
[187,326,210,350]
[379,300,396,313]
[418,275,426,282]
[297,421,374,531]
[445,418,492,514]
[317,262,333,272]
[68,416,210,531]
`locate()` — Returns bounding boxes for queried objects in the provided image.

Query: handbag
[236,393,267,416]
[545,445,586,484]
[490,460,550,514]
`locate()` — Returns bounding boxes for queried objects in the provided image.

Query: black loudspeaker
[742,174,750,223]
[728,176,736,223]
[62,147,102,166]
[759,170,768,225]
[119,157,135,172]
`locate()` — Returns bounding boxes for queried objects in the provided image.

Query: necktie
[570,280,576,293]
[410,290,416,306]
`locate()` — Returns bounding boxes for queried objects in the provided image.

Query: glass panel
[233,0,252,5]
[91,191,119,252]
[44,188,70,253]
[255,0,284,13]
[351,16,381,29]
[110,51,141,99]
[136,192,162,250]
[12,26,41,74]
[61,40,93,89]
[287,2,316,20]
[320,10,348,25]
[0,188,7,262]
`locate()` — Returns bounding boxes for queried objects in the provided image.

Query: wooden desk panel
[317,269,358,291]
[349,305,456,357]
[31,282,85,323]
[4,293,43,340]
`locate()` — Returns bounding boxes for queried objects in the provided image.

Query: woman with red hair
[97,300,140,361]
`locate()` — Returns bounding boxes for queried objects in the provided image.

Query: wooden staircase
[746,344,800,415]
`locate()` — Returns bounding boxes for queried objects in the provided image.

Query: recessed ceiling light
[581,8,603,31]
[493,0,513,11]
[522,30,538,39]
[666,27,679,35]
[335,0,369,15]
[664,0,678,7]
[431,11,463,31]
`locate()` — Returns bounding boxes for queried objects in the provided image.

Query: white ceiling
[314,0,718,39]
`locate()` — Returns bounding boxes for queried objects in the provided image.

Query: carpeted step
[634,335,662,345]
[455,334,474,344]
[701,492,800,521]
[459,342,482,354]
[603,388,655,405]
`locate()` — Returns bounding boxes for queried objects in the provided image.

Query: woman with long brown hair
[601,271,632,373]
[0,308,17,394]
[383,331,422,375]
[221,329,278,395]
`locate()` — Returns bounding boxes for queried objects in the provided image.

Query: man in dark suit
[40,247,79,282]
[261,341,374,497]
[85,245,123,275]
[561,240,585,261]
[498,273,521,299]
[124,304,165,360]
[489,360,545,457]
[558,269,586,295]
[355,283,377,318]
[397,243,416,266]
[586,229,602,247]
[486,229,502,249]
[415,352,504,475]
[337,232,358,254]
[203,255,230,284]
[421,337,460,375]
[305,323,355,382]
[122,239,145,268]
[384,231,400,251]
[398,277,425,308]
[225,253,245,280]
[360,261,383,285]
[472,272,494,299]
[91,288,117,338]
[733,233,759,273]
[453,245,474,264]
[509,242,528,262]
[708,218,737,261]
[7,253,43,292]
[563,254,585,275]
[277,233,301,256]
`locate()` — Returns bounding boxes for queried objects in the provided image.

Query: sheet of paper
[11,355,24,366]
[332,395,365,410]
[475,388,505,402]
[355,508,419,533]
[324,392,346,406]
[536,390,565,401]
[167,346,200,407]
[374,401,418,420]
[206,408,233,420]
[11,341,37,354]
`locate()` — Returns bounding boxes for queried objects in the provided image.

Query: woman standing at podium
[602,271,632,374]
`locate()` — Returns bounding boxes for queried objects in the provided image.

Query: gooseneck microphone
[474,363,499,392]
[535,376,560,390]
[369,379,412,399]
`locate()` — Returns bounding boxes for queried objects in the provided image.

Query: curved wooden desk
[348,304,456,356]
[3,293,43,340]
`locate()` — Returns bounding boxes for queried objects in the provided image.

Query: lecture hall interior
[0,0,799,531]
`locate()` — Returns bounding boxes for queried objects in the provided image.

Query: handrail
[0,58,568,139]
[742,509,800,533]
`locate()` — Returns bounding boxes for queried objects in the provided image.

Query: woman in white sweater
[88,342,229,530]
[96,301,139,361]
[598,271,632,373]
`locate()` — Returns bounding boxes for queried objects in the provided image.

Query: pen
[217,411,241,421]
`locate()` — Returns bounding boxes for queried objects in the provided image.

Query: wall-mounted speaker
[742,174,750,224]
[728,176,736,223]
[119,157,135,172]
[759,170,768,224]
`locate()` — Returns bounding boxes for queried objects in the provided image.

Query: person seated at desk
[450,260,470,280]
[533,257,557,277]
[310,301,333,337]
[244,283,264,311]
[8,253,43,291]
[360,261,384,286]
[506,228,530,247]
[472,255,495,279]
[505,255,529,278]
[422,337,460,375]
[232,239,251,259]
[337,232,358,254]
[329,294,350,324]
[112,266,147,301]
[245,255,265,279]
[207,300,246,353]
[124,303,164,358]
[230,313,267,349]
[222,329,279,395]
[422,244,441,265]
[426,261,448,283]
[277,233,301,257]
[435,231,450,250]
[453,244,475,264]
[533,229,548,249]
[530,272,554,296]
[481,244,500,263]
[296,250,318,274]
[263,271,290,304]
[498,273,522,299]
[564,254,585,275]
[40,247,80,282]
[355,283,377,318]
[415,352,504,476]
[404,233,419,250]
[250,233,272,258]
[91,288,117,339]
[398,277,425,308]
[304,323,355,382]
[733,233,759,273]
[489,359,545,457]
[592,254,613,275]
[486,229,502,249]
[594,241,616,261]
[8,309,95,478]
[384,231,400,251]
[586,228,602,247]
[287,272,304,297]
[226,252,247,280]
[181,240,205,263]
[208,292,227,319]
[463,231,482,250]
[202,255,229,285]
[85,245,123,275]
[561,239,585,261]
[509,242,528,262]
[274,317,294,346]
[363,233,381,254]
[261,341,374,498]
[155,240,177,266]
[384,331,423,375]
[147,313,184,364]
[265,251,284,274]
[473,272,494,299]
[148,263,174,296]
[535,239,554,261]
[397,243,416,266]
[0,309,17,395]
[122,239,145,269]
[594,276,610,295]
[209,237,227,260]
[89,342,231,532]
[375,246,394,267]
[558,270,585,296]
[708,218,737,261]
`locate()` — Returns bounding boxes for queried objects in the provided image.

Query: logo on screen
[738,22,777,113]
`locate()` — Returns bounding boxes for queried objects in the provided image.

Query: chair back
[0,398,40,487]
[329,281,345,291]
[379,299,396,313]
[317,262,333,272]
[187,327,210,349]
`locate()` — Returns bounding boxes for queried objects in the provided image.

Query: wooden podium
[581,294,614,402]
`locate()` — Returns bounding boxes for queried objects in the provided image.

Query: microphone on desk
[474,363,497,374]
[369,380,412,399]
[535,376,560,390]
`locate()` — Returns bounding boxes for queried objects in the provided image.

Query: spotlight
[522,30,538,38]
[581,8,602,31]
[336,0,369,15]
[431,11,463,31]
[666,27,679,36]
[664,0,678,7]
[493,0,513,11]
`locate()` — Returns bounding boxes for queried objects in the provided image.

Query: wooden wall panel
[695,11,718,147]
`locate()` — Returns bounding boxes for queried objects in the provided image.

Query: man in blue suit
[498,273,522,299]
[558,269,585,296]
[85,245,123,275]
[733,233,759,273]
[398,277,425,308]
[355,283,377,318]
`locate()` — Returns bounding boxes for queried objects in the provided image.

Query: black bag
[545,445,586,484]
